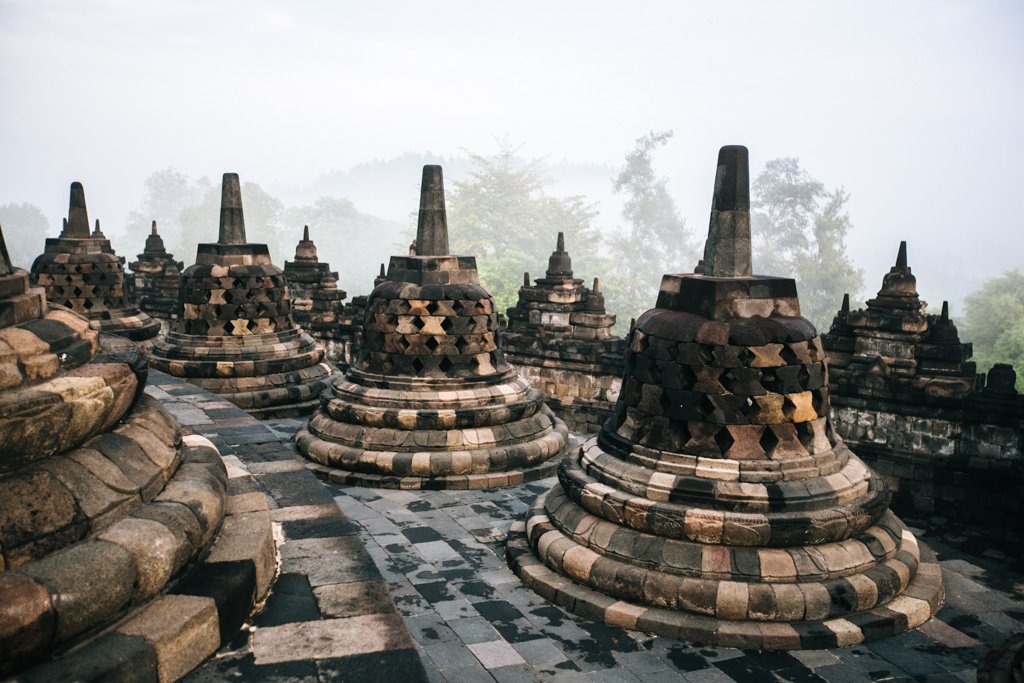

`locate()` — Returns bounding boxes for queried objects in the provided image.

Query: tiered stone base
[507,483,944,649]
[0,396,275,678]
[151,328,335,418]
[7,433,275,682]
[92,313,162,351]
[298,371,570,489]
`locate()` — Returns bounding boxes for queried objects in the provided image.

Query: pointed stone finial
[524,272,530,286]
[593,277,601,293]
[841,293,850,313]
[941,300,949,320]
[0,224,13,277]
[415,165,448,256]
[218,173,246,245]
[64,181,91,238]
[896,241,908,269]
[303,225,310,241]
[700,146,752,277]
[556,232,565,252]
[379,263,386,277]
[151,220,158,235]
[92,218,104,238]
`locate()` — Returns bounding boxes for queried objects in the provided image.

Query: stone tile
[252,613,413,665]
[468,639,526,669]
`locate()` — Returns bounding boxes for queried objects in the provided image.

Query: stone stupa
[298,165,570,489]
[129,220,185,329]
[0,224,273,679]
[503,232,625,434]
[30,182,161,349]
[150,173,336,418]
[283,225,350,365]
[506,146,944,649]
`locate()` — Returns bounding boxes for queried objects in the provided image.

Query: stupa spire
[218,173,246,245]
[0,224,13,276]
[896,240,908,269]
[64,181,91,238]
[415,165,448,256]
[700,145,752,277]
[151,220,158,235]
[303,224,310,241]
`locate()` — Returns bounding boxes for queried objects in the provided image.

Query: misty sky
[1,0,1022,310]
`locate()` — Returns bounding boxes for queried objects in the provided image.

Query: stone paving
[152,374,1024,682]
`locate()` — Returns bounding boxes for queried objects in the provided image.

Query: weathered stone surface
[149,173,336,418]
[823,243,1024,524]
[298,165,569,489]
[128,221,183,330]
[118,594,220,683]
[29,182,160,347]
[507,145,942,649]
[502,233,625,433]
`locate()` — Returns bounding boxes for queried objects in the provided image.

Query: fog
[1,0,1021,313]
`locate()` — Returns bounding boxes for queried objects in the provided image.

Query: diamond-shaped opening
[695,394,715,418]
[247,320,259,332]
[441,317,454,332]
[81,273,92,284]
[223,290,234,304]
[679,366,697,388]
[224,320,235,334]
[427,301,440,314]
[73,264,83,273]
[83,298,93,309]
[425,336,439,351]
[782,396,795,420]
[714,426,735,454]
[439,357,453,372]
[812,389,827,415]
[413,316,426,331]
[780,344,800,365]
[397,336,411,351]
[73,287,83,297]
[475,301,488,314]
[720,369,736,392]
[796,422,815,450]
[412,358,425,374]
[760,369,779,393]
[698,344,714,364]
[456,336,469,354]
[739,347,755,364]
[759,427,780,456]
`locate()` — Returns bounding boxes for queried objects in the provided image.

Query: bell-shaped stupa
[298,165,570,489]
[0,223,273,678]
[128,220,184,329]
[30,182,161,349]
[283,225,350,365]
[150,173,336,418]
[506,146,944,649]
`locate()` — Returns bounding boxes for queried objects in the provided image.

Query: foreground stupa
[298,165,570,489]
[506,146,944,649]
[150,173,336,418]
[30,182,161,349]
[129,221,184,329]
[0,225,273,679]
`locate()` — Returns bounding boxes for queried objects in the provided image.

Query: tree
[282,197,405,296]
[606,131,696,329]
[447,144,603,313]
[0,203,49,270]
[751,158,863,330]
[961,269,1024,391]
[125,168,212,259]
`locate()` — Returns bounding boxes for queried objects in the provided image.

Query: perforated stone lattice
[360,293,504,378]
[32,258,132,318]
[178,265,291,336]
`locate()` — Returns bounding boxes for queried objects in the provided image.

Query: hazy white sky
[1,0,1022,307]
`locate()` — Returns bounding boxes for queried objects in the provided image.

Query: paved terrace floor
[147,371,1024,683]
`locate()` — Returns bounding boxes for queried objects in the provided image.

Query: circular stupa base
[506,487,944,650]
[297,407,572,490]
[306,456,561,491]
